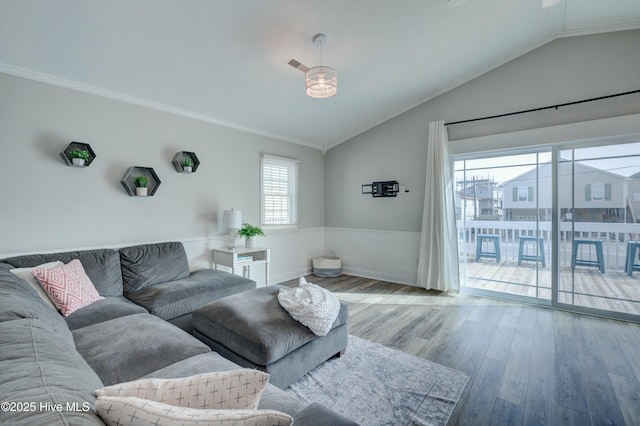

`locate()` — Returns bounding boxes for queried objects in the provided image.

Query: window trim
[585,182,611,201]
[513,185,534,202]
[260,154,299,228]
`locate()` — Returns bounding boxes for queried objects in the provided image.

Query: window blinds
[261,154,299,226]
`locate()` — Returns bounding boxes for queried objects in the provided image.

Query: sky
[455,141,640,184]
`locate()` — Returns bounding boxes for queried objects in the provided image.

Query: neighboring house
[502,163,552,221]
[456,177,502,220]
[628,172,640,223]
[502,162,632,222]
[455,190,476,221]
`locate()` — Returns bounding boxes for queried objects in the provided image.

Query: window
[591,183,605,200]
[585,183,611,201]
[513,186,533,202]
[260,154,299,227]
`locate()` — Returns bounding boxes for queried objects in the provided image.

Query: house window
[513,186,533,202]
[585,183,611,201]
[261,154,299,227]
[591,183,605,200]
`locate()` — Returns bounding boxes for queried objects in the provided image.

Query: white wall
[0,72,325,284]
[325,228,420,285]
[324,30,640,285]
[183,228,325,287]
[3,30,640,288]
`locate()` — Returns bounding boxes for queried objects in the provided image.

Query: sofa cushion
[294,403,360,426]
[65,296,148,330]
[142,352,242,378]
[125,269,256,321]
[72,313,211,385]
[0,269,74,342]
[0,318,104,425]
[1,249,124,296]
[119,242,190,293]
[32,259,105,316]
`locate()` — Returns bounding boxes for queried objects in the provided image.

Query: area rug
[285,335,469,426]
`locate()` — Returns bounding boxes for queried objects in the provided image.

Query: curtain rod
[444,89,640,127]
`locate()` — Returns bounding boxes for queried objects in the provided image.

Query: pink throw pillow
[32,259,104,316]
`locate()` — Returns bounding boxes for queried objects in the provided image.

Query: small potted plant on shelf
[135,175,149,196]
[183,156,194,173]
[69,148,90,167]
[238,223,265,248]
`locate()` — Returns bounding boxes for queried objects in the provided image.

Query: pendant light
[305,33,338,99]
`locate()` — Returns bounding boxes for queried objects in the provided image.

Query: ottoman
[192,285,349,389]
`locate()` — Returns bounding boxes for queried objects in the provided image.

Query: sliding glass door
[557,142,640,318]
[455,141,640,320]
[455,151,552,303]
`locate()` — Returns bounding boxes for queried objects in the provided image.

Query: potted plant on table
[69,148,90,166]
[238,223,265,248]
[135,175,149,196]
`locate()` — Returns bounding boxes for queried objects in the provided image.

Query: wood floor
[283,274,640,425]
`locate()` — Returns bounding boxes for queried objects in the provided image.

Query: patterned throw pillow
[96,370,270,410]
[95,396,293,426]
[95,370,293,426]
[32,259,104,316]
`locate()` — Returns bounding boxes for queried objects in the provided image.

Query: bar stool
[624,241,640,277]
[518,236,545,267]
[572,239,605,273]
[476,234,501,263]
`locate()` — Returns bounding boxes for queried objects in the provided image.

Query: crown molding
[0,63,324,152]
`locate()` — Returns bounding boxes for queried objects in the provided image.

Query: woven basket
[312,256,342,277]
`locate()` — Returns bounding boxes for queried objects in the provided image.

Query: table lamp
[222,208,242,250]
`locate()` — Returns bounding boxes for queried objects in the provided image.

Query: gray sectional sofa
[0,241,357,425]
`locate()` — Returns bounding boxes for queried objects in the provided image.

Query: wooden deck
[463,258,640,316]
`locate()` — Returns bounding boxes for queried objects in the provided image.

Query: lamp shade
[305,66,337,98]
[222,209,242,229]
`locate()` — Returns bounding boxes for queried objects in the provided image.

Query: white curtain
[416,121,459,291]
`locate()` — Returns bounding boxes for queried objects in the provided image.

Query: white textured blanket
[277,277,341,336]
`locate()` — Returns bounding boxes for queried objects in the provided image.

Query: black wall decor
[362,181,399,197]
[121,166,161,196]
[60,141,96,167]
[172,151,200,173]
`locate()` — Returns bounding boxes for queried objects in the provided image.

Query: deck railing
[457,220,640,271]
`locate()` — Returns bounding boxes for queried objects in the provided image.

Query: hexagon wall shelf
[120,166,161,197]
[60,141,96,167]
[172,151,200,173]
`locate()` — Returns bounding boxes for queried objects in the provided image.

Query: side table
[213,247,271,287]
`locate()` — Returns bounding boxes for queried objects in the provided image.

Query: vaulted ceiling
[1,0,639,150]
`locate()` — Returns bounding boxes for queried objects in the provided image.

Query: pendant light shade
[305,66,338,98]
[305,33,337,99]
